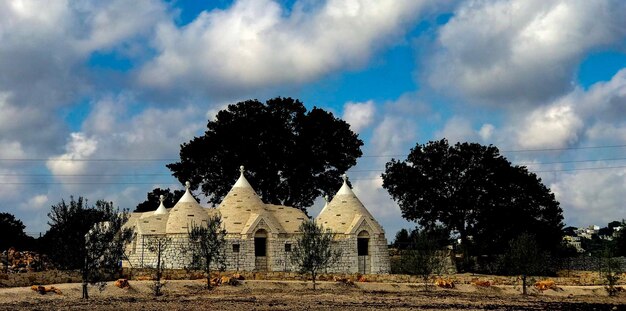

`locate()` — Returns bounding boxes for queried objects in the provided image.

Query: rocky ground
[0,279,625,310]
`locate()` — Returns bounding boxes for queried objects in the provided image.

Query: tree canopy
[290,219,341,290]
[134,188,188,213]
[167,97,363,212]
[82,212,133,299]
[382,139,564,256]
[0,212,33,251]
[43,197,129,270]
[188,215,227,289]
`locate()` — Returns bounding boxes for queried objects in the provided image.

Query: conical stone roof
[165,182,210,234]
[218,166,275,233]
[154,195,168,215]
[316,174,384,234]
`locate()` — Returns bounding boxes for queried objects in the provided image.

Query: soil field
[0,280,625,311]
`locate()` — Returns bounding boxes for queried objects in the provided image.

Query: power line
[1,143,625,162]
[2,157,626,177]
[0,182,176,185]
[0,173,164,177]
[0,158,177,162]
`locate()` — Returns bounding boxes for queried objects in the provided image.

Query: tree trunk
[206,263,212,290]
[155,247,162,296]
[312,271,316,290]
[522,274,527,295]
[82,282,89,299]
[82,256,89,299]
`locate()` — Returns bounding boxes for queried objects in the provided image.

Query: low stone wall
[558,256,626,272]
[121,268,626,286]
[2,268,624,288]
[0,270,82,288]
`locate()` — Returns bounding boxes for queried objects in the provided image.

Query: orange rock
[471,280,491,287]
[434,278,455,289]
[534,279,557,291]
[114,279,130,289]
[31,285,62,295]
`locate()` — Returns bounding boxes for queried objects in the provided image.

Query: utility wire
[1,143,625,162]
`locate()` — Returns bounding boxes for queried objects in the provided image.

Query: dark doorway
[254,229,268,271]
[357,230,370,274]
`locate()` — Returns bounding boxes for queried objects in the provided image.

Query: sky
[1,0,626,239]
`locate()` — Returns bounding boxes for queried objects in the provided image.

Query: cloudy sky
[1,0,626,239]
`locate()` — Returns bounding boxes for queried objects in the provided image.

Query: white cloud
[429,0,626,104]
[46,133,98,176]
[371,116,417,157]
[342,100,376,133]
[0,140,26,159]
[81,96,205,159]
[433,116,479,143]
[476,69,626,150]
[20,194,49,211]
[551,169,626,226]
[478,124,495,141]
[516,101,584,149]
[139,0,432,96]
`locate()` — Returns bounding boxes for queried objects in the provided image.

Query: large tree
[0,212,31,251]
[44,197,127,270]
[382,139,564,257]
[167,97,363,211]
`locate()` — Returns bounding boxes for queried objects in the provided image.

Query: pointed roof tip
[233,165,253,188]
[336,173,354,195]
[154,195,168,215]
[177,181,199,204]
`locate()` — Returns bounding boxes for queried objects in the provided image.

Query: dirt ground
[0,279,625,311]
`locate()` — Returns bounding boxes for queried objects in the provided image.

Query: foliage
[167,97,363,212]
[290,219,341,290]
[82,207,134,299]
[44,197,127,270]
[614,220,626,256]
[382,139,564,261]
[0,212,34,251]
[144,236,172,296]
[134,188,188,213]
[392,229,410,250]
[598,247,622,296]
[188,215,227,289]
[502,233,548,295]
[394,227,449,290]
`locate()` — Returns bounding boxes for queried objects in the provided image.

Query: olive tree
[290,219,341,290]
[144,236,172,296]
[82,207,134,299]
[188,215,227,289]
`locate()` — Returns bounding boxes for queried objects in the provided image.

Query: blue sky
[1,0,626,239]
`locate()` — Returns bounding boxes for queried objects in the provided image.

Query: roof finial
[341,173,348,183]
[159,195,165,203]
[324,195,329,202]
[240,165,245,175]
[185,181,191,190]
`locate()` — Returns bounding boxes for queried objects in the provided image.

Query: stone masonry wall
[127,231,391,274]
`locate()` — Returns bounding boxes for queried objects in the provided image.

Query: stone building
[123,167,390,274]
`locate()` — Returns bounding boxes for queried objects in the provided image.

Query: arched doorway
[357,230,370,274]
[254,229,268,271]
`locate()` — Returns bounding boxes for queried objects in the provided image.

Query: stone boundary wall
[0,270,82,288]
[121,268,626,286]
[558,256,626,272]
[2,269,625,288]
